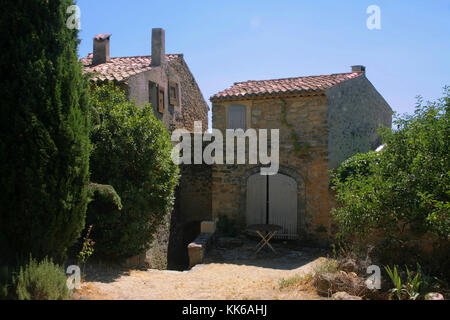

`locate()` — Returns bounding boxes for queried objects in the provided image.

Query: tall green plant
[0,0,91,263]
[87,84,179,258]
[384,264,423,300]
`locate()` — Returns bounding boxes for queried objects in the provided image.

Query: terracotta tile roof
[210,72,364,101]
[81,53,181,82]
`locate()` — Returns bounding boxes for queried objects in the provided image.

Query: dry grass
[313,258,339,274]
[279,273,314,290]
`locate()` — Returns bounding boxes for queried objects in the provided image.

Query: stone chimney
[92,34,111,65]
[151,28,165,67]
[351,65,366,74]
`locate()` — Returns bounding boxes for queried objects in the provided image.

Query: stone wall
[168,158,213,270]
[211,95,335,245]
[326,75,393,169]
[168,57,209,131]
[127,56,209,132]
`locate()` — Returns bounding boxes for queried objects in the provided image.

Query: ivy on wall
[280,98,311,157]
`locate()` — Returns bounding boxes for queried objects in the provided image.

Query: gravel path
[76,239,328,300]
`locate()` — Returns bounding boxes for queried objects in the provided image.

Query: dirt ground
[74,237,330,300]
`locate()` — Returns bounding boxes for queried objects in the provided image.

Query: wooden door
[268,174,298,239]
[246,173,298,239]
[246,174,267,226]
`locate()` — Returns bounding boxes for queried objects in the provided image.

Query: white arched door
[246,173,298,239]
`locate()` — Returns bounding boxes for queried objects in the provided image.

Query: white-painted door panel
[246,174,267,226]
[268,174,298,239]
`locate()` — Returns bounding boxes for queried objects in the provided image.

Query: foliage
[279,273,313,289]
[14,256,69,300]
[87,183,123,211]
[87,84,179,258]
[77,225,95,278]
[331,87,450,241]
[331,151,381,186]
[314,259,339,275]
[0,0,91,264]
[384,265,404,300]
[384,264,423,300]
[80,183,123,257]
[404,265,422,300]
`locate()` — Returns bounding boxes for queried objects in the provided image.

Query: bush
[7,257,69,300]
[83,183,122,257]
[0,0,91,264]
[331,87,450,241]
[331,151,380,185]
[87,84,179,258]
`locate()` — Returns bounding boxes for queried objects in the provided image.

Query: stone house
[81,28,209,132]
[81,29,393,265]
[209,66,392,245]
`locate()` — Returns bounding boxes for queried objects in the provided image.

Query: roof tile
[81,53,181,82]
[210,72,364,101]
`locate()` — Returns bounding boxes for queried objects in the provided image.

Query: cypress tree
[0,0,90,264]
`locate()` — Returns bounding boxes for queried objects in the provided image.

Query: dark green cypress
[0,0,90,264]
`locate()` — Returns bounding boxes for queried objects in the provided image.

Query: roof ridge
[211,71,364,101]
[84,53,182,59]
[234,72,360,85]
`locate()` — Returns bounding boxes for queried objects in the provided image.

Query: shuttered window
[168,81,179,107]
[227,105,246,129]
[158,87,165,114]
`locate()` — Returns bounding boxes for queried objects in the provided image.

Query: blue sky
[77,0,449,127]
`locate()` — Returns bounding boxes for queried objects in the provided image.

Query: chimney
[351,65,366,74]
[151,28,165,67]
[92,34,111,65]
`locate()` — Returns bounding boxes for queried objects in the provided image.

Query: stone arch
[238,165,307,238]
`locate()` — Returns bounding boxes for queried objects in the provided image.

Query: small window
[227,105,246,129]
[158,87,165,114]
[149,81,158,110]
[168,81,179,107]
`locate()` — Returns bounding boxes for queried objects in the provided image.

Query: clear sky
[76,0,449,127]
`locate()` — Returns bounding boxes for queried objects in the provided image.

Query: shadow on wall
[167,186,202,270]
[167,161,213,270]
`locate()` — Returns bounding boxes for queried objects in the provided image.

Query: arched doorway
[246,173,298,239]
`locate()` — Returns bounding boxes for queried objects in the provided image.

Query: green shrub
[384,264,425,300]
[87,84,179,258]
[15,257,69,300]
[0,0,91,264]
[279,273,313,289]
[83,183,122,257]
[331,87,450,241]
[331,151,380,186]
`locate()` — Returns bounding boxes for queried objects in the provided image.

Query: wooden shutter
[227,105,246,129]
[169,81,179,106]
[158,87,165,114]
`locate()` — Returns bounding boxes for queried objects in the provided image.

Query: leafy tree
[0,0,91,264]
[331,87,449,241]
[88,84,179,258]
